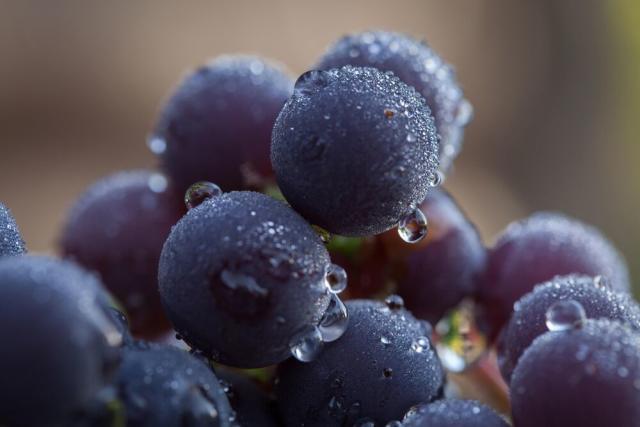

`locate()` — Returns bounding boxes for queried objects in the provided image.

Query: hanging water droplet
[428,170,444,187]
[545,300,586,332]
[184,181,223,210]
[318,293,348,342]
[324,264,347,294]
[397,208,428,243]
[411,336,430,353]
[434,300,487,373]
[289,325,324,362]
[147,136,167,155]
[593,275,610,289]
[384,295,405,310]
[147,173,168,193]
[454,99,474,126]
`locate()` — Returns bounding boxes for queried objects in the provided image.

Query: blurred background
[1,0,638,292]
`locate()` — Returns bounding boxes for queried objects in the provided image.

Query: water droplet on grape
[294,70,329,96]
[289,325,324,362]
[147,136,167,154]
[397,208,428,243]
[411,336,430,353]
[454,99,474,126]
[406,132,417,142]
[382,367,393,378]
[545,300,586,332]
[380,336,391,346]
[324,264,347,294]
[147,173,168,193]
[384,295,405,310]
[428,170,444,187]
[318,293,348,342]
[184,181,222,210]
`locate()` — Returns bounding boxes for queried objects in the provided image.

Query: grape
[316,30,472,171]
[115,343,235,427]
[498,274,640,383]
[476,212,630,341]
[275,299,444,426]
[402,399,508,427]
[0,201,26,257]
[217,369,280,427]
[0,256,122,426]
[158,191,336,368]
[511,318,640,427]
[271,66,439,237]
[383,189,486,324]
[61,170,184,337]
[152,55,293,193]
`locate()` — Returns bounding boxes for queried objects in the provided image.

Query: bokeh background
[1,0,638,293]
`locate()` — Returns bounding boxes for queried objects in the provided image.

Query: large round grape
[476,212,630,341]
[61,170,184,337]
[499,275,640,382]
[316,30,471,171]
[0,201,26,257]
[271,66,439,237]
[217,369,280,427]
[386,189,486,324]
[115,343,235,427]
[0,256,122,426]
[275,299,444,426]
[158,191,331,368]
[511,319,640,427]
[402,399,508,427]
[152,55,293,192]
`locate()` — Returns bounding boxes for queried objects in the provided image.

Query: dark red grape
[158,191,339,368]
[152,55,293,193]
[0,256,122,426]
[61,170,184,337]
[275,299,444,426]
[511,318,640,427]
[476,212,630,341]
[499,274,640,383]
[402,399,508,427]
[316,30,472,171]
[0,201,26,257]
[271,66,439,237]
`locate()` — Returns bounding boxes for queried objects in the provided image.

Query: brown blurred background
[1,0,638,292]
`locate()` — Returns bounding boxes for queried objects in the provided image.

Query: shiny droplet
[318,293,348,342]
[545,300,586,332]
[411,336,430,353]
[406,132,417,142]
[312,225,333,244]
[147,173,168,193]
[289,325,324,362]
[428,170,444,187]
[324,264,347,294]
[397,208,428,243]
[382,367,393,378]
[147,136,167,155]
[380,336,391,346]
[185,181,222,210]
[384,295,405,310]
[454,99,474,126]
[434,300,487,373]
[294,70,329,96]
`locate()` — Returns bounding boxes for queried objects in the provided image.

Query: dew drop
[147,173,168,193]
[294,70,329,96]
[454,99,474,126]
[147,136,167,155]
[397,208,428,243]
[324,264,347,294]
[545,300,586,332]
[472,406,481,415]
[318,293,348,342]
[289,325,324,362]
[384,295,405,310]
[380,336,391,346]
[411,336,430,353]
[184,181,223,210]
[428,170,444,187]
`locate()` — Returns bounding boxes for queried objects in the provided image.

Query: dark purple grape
[499,274,640,383]
[0,256,122,426]
[275,299,444,426]
[271,66,439,237]
[316,31,472,171]
[115,344,235,427]
[61,170,184,337]
[475,212,630,341]
[511,318,640,427]
[383,189,486,324]
[402,399,508,427]
[217,369,280,427]
[152,55,293,193]
[158,191,334,368]
[0,201,26,257]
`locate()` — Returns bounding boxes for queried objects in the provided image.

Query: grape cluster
[0,29,637,427]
